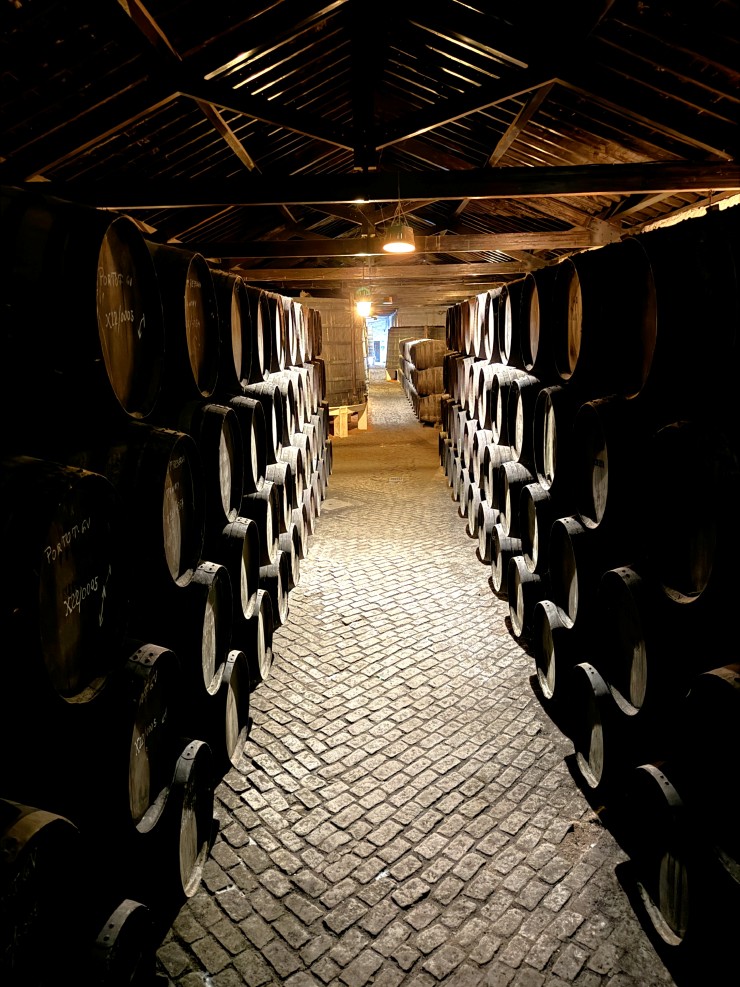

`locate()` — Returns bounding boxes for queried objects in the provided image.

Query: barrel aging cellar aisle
[154,373,690,987]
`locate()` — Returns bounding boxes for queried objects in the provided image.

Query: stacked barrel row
[0,186,332,986]
[439,204,740,958]
[398,336,450,424]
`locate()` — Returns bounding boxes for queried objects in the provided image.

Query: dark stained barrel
[146,243,220,412]
[205,516,261,637]
[0,799,83,986]
[228,395,267,496]
[243,381,285,464]
[241,285,267,384]
[260,290,286,374]
[551,238,657,400]
[0,189,165,455]
[533,384,579,502]
[210,269,251,398]
[74,422,205,598]
[0,456,128,703]
[244,588,274,688]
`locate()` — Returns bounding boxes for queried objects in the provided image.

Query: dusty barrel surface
[0,456,128,703]
[146,243,220,412]
[0,189,165,453]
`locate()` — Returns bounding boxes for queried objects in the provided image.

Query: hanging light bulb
[382,183,416,253]
[355,285,372,317]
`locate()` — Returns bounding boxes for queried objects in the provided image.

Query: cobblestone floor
[156,371,684,987]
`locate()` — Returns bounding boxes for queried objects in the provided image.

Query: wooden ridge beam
[30,161,740,208]
[196,229,616,259]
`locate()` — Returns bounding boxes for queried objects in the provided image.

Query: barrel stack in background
[438,204,740,960]
[0,186,332,986]
[398,336,450,424]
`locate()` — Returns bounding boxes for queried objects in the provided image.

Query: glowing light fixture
[382,188,416,254]
[355,284,372,317]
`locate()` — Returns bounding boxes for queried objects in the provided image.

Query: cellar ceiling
[2,0,740,314]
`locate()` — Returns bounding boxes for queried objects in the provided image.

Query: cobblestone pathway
[156,373,681,987]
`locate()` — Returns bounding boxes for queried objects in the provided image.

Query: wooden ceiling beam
[197,229,614,259]
[230,262,530,282]
[38,160,740,208]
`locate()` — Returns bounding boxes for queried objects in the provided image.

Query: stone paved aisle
[156,373,680,987]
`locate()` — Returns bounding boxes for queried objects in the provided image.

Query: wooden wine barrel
[446,303,462,352]
[302,484,318,537]
[552,238,657,400]
[596,565,686,722]
[266,460,299,514]
[507,555,548,641]
[482,443,514,508]
[201,649,251,775]
[491,366,528,446]
[519,265,562,384]
[260,291,286,374]
[267,372,298,443]
[174,400,244,536]
[471,429,494,488]
[548,516,607,631]
[77,422,205,598]
[228,395,267,496]
[259,550,290,629]
[0,799,83,986]
[533,384,579,500]
[241,484,280,566]
[477,503,500,564]
[265,461,293,535]
[205,516,260,634]
[571,394,650,553]
[496,461,534,539]
[677,664,740,889]
[210,269,251,398]
[497,280,529,370]
[625,762,695,948]
[646,422,740,616]
[481,288,500,363]
[532,599,583,711]
[242,380,284,465]
[570,661,637,797]
[291,503,310,561]
[520,481,556,575]
[279,444,308,503]
[491,524,522,599]
[131,561,233,711]
[146,243,220,412]
[244,588,275,688]
[508,373,544,471]
[85,898,155,987]
[279,524,302,590]
[466,484,482,538]
[241,285,267,384]
[638,209,740,425]
[0,189,165,455]
[283,297,299,368]
[133,738,215,908]
[0,456,128,703]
